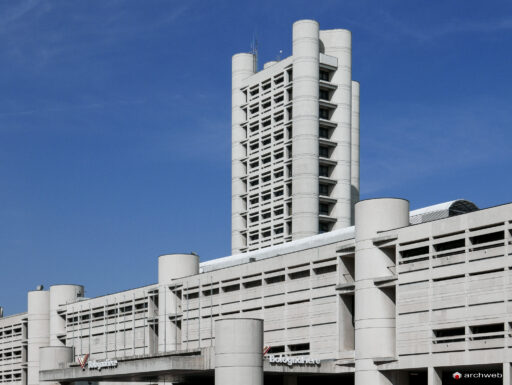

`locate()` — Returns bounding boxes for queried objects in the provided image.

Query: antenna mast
[251,33,258,72]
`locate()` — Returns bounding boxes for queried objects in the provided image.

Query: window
[265,275,285,284]
[319,108,330,119]
[222,284,240,293]
[319,184,329,195]
[244,280,262,288]
[319,70,330,81]
[471,324,504,340]
[319,203,330,215]
[289,270,310,279]
[319,221,332,233]
[319,165,330,177]
[319,146,329,158]
[289,343,309,352]
[433,327,465,343]
[319,127,329,138]
[319,89,330,100]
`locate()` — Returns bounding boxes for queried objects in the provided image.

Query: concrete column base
[428,367,442,385]
[504,362,511,385]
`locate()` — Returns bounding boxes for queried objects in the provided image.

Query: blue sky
[1,0,511,315]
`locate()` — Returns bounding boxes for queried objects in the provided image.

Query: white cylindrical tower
[27,289,50,385]
[319,29,352,229]
[49,284,84,346]
[158,253,199,352]
[351,80,360,224]
[354,198,409,385]
[215,318,263,385]
[231,53,256,254]
[39,346,74,371]
[292,19,320,240]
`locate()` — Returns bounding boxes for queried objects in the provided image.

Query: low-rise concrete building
[3,198,512,384]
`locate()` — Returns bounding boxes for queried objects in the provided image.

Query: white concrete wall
[354,198,409,385]
[350,80,360,223]
[27,290,50,385]
[231,53,256,254]
[49,284,83,346]
[319,29,352,229]
[158,253,199,352]
[291,19,320,240]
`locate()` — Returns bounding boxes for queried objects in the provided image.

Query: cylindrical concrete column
[232,53,256,254]
[215,318,263,385]
[319,29,352,230]
[49,285,84,346]
[350,81,360,224]
[354,198,409,385]
[27,289,50,385]
[292,19,320,240]
[40,346,74,371]
[158,253,200,352]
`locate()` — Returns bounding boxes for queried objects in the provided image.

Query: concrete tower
[158,253,200,352]
[231,19,360,254]
[354,198,409,385]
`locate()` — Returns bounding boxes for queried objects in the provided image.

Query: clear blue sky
[1,0,511,315]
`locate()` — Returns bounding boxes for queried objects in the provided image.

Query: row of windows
[246,92,287,118]
[0,349,22,360]
[66,301,150,324]
[0,326,22,340]
[182,264,337,300]
[246,128,289,156]
[0,371,22,383]
[399,229,507,264]
[244,72,288,103]
[433,323,507,343]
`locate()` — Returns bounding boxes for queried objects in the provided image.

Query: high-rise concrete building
[232,20,360,254]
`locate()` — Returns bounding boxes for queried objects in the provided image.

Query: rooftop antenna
[250,33,258,72]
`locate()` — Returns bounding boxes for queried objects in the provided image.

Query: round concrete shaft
[215,318,263,385]
[354,198,409,385]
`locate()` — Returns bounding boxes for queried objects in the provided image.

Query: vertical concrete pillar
[350,80,360,224]
[292,19,320,240]
[49,285,84,346]
[215,318,263,385]
[503,362,511,385]
[427,367,442,385]
[158,253,199,352]
[354,198,409,385]
[231,53,256,254]
[27,289,50,385]
[319,29,352,229]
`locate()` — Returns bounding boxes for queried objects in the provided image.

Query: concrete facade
[4,198,512,385]
[0,18,509,385]
[231,20,360,254]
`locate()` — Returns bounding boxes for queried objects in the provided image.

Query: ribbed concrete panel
[320,29,352,229]
[158,254,199,353]
[351,80,360,224]
[27,290,50,385]
[49,284,83,346]
[292,19,320,240]
[354,198,409,385]
[215,318,263,385]
[231,53,255,254]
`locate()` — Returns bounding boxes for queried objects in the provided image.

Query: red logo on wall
[77,354,90,370]
[453,372,462,380]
